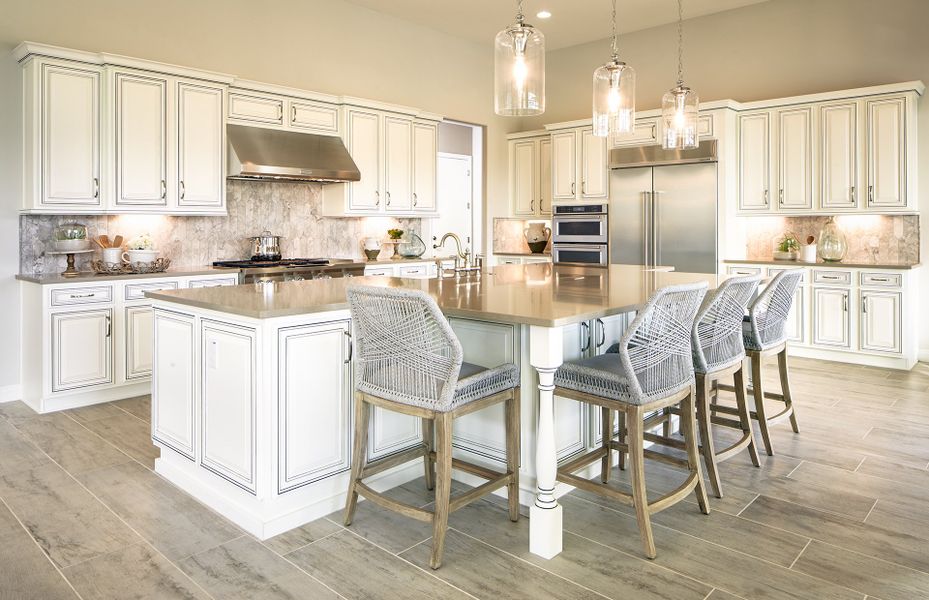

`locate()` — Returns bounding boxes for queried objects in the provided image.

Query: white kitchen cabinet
[51,308,113,392]
[551,131,577,201]
[345,109,381,211]
[152,308,196,459]
[612,118,659,148]
[812,287,850,349]
[201,320,257,493]
[412,121,437,211]
[580,129,609,199]
[819,102,858,209]
[176,81,225,210]
[539,138,552,216]
[383,116,413,211]
[738,111,771,211]
[289,99,340,134]
[228,92,284,126]
[775,107,813,210]
[227,89,341,136]
[859,290,901,353]
[767,268,807,344]
[125,305,155,380]
[866,97,906,209]
[23,59,103,211]
[512,139,536,216]
[113,72,168,207]
[278,321,352,492]
[549,126,609,203]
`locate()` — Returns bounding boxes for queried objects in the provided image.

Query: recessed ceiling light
[536,10,552,19]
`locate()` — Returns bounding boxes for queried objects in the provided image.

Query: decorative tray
[91,257,172,275]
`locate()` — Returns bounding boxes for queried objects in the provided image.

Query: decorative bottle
[818,217,848,262]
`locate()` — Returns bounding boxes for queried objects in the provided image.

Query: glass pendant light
[495,0,545,116]
[592,0,635,138]
[661,0,699,149]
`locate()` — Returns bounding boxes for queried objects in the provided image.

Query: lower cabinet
[200,320,258,493]
[152,309,196,459]
[859,290,902,353]
[125,304,154,380]
[812,287,851,348]
[51,308,113,392]
[278,320,352,492]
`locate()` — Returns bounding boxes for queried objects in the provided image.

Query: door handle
[530,199,534,212]
[539,198,544,212]
[344,329,353,363]
[850,186,856,203]
[843,294,848,312]
[582,181,587,195]
[779,188,784,205]
[277,103,283,121]
[652,191,661,266]
[580,322,591,352]
[862,296,868,314]
[642,192,650,267]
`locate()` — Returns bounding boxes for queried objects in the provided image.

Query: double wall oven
[551,204,608,266]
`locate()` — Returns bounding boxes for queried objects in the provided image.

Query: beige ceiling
[342,0,769,50]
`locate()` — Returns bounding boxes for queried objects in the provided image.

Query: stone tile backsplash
[743,215,919,264]
[492,217,552,254]
[20,180,420,274]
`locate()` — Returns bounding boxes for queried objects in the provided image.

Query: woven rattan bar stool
[551,282,709,559]
[343,285,521,569]
[716,270,803,456]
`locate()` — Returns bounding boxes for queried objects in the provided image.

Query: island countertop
[146,264,732,326]
[723,258,921,270]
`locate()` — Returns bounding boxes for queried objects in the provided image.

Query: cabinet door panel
[867,97,906,208]
[152,310,196,458]
[820,103,857,209]
[551,131,577,199]
[289,100,339,134]
[511,140,536,216]
[412,122,437,211]
[278,321,352,492]
[177,82,225,208]
[52,308,112,391]
[786,286,806,344]
[539,137,552,216]
[42,64,101,206]
[860,291,901,353]
[384,116,413,211]
[812,287,850,348]
[777,108,812,209]
[228,93,283,125]
[115,73,167,206]
[201,321,256,493]
[125,305,154,380]
[581,129,608,199]
[738,112,770,211]
[347,110,380,211]
[554,322,588,460]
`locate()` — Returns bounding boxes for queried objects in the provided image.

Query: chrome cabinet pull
[278,103,284,121]
[179,180,186,200]
[862,296,868,314]
[105,315,112,338]
[413,192,418,207]
[385,191,391,206]
[763,189,769,206]
[868,185,874,204]
[291,105,297,123]
[160,179,166,200]
[582,180,587,195]
[850,186,856,203]
[71,292,96,299]
[375,191,380,206]
[530,199,534,211]
[779,188,784,205]
[843,294,848,312]
[596,318,606,348]
[93,177,99,199]
[580,322,591,352]
[344,330,353,363]
[870,277,889,282]
[571,182,576,196]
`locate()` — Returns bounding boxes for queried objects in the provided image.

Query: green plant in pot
[387,229,404,240]
[773,232,800,261]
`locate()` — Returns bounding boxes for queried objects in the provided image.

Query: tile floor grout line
[735,493,760,517]
[787,538,812,570]
[59,410,154,474]
[855,455,868,472]
[860,426,874,440]
[177,533,249,563]
[262,525,345,558]
[108,400,153,426]
[0,493,88,600]
[862,498,879,524]
[784,459,805,479]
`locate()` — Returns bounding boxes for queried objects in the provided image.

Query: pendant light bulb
[593,0,635,138]
[495,0,545,116]
[661,0,699,149]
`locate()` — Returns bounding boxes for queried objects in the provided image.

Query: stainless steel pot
[248,230,282,261]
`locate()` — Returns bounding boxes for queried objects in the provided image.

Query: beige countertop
[146,264,732,326]
[357,255,458,266]
[724,258,920,270]
[16,266,234,285]
[493,251,552,257]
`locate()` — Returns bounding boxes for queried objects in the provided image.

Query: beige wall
[522,0,929,357]
[0,0,521,393]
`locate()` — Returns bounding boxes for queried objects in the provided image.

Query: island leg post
[529,325,564,559]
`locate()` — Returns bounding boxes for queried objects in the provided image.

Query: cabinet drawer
[727,266,763,276]
[859,272,902,288]
[364,267,394,277]
[289,100,339,133]
[767,267,807,283]
[189,277,239,288]
[613,119,658,147]
[398,265,430,278]
[812,270,851,285]
[228,93,284,125]
[50,285,113,306]
[125,281,179,301]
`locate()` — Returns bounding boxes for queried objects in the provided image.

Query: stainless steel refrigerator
[609,142,718,274]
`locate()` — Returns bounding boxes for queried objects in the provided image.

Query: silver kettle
[248,230,283,261]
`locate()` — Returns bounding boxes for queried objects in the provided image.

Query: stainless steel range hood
[227,124,361,183]
[610,139,717,169]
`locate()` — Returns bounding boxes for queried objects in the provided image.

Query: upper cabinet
[737,85,920,215]
[113,71,167,208]
[549,125,608,204]
[508,134,551,218]
[176,81,225,210]
[322,107,440,217]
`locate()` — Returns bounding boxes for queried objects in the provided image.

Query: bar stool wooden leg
[777,348,800,434]
[430,412,453,569]
[734,361,761,467]
[617,411,626,471]
[750,354,774,456]
[422,418,435,491]
[695,374,723,499]
[681,388,710,515]
[626,406,656,559]
[505,389,521,522]
[344,393,371,526]
[601,407,613,483]
[662,407,672,438]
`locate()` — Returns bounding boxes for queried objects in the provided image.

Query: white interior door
[435,153,474,250]
[115,72,167,206]
[176,81,225,208]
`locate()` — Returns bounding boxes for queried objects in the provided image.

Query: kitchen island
[146,264,731,558]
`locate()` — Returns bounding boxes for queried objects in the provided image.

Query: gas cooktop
[212,258,331,269]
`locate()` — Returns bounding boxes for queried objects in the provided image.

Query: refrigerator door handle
[653,191,662,267]
[642,191,650,267]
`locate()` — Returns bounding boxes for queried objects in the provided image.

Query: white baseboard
[918,348,929,363]
[0,384,22,404]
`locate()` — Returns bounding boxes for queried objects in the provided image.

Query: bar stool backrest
[692,275,762,374]
[745,270,803,350]
[346,285,463,411]
[618,282,708,403]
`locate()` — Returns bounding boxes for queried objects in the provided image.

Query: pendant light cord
[677,0,684,86]
[610,0,619,60]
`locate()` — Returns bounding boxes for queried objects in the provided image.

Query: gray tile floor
[1,357,929,599]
